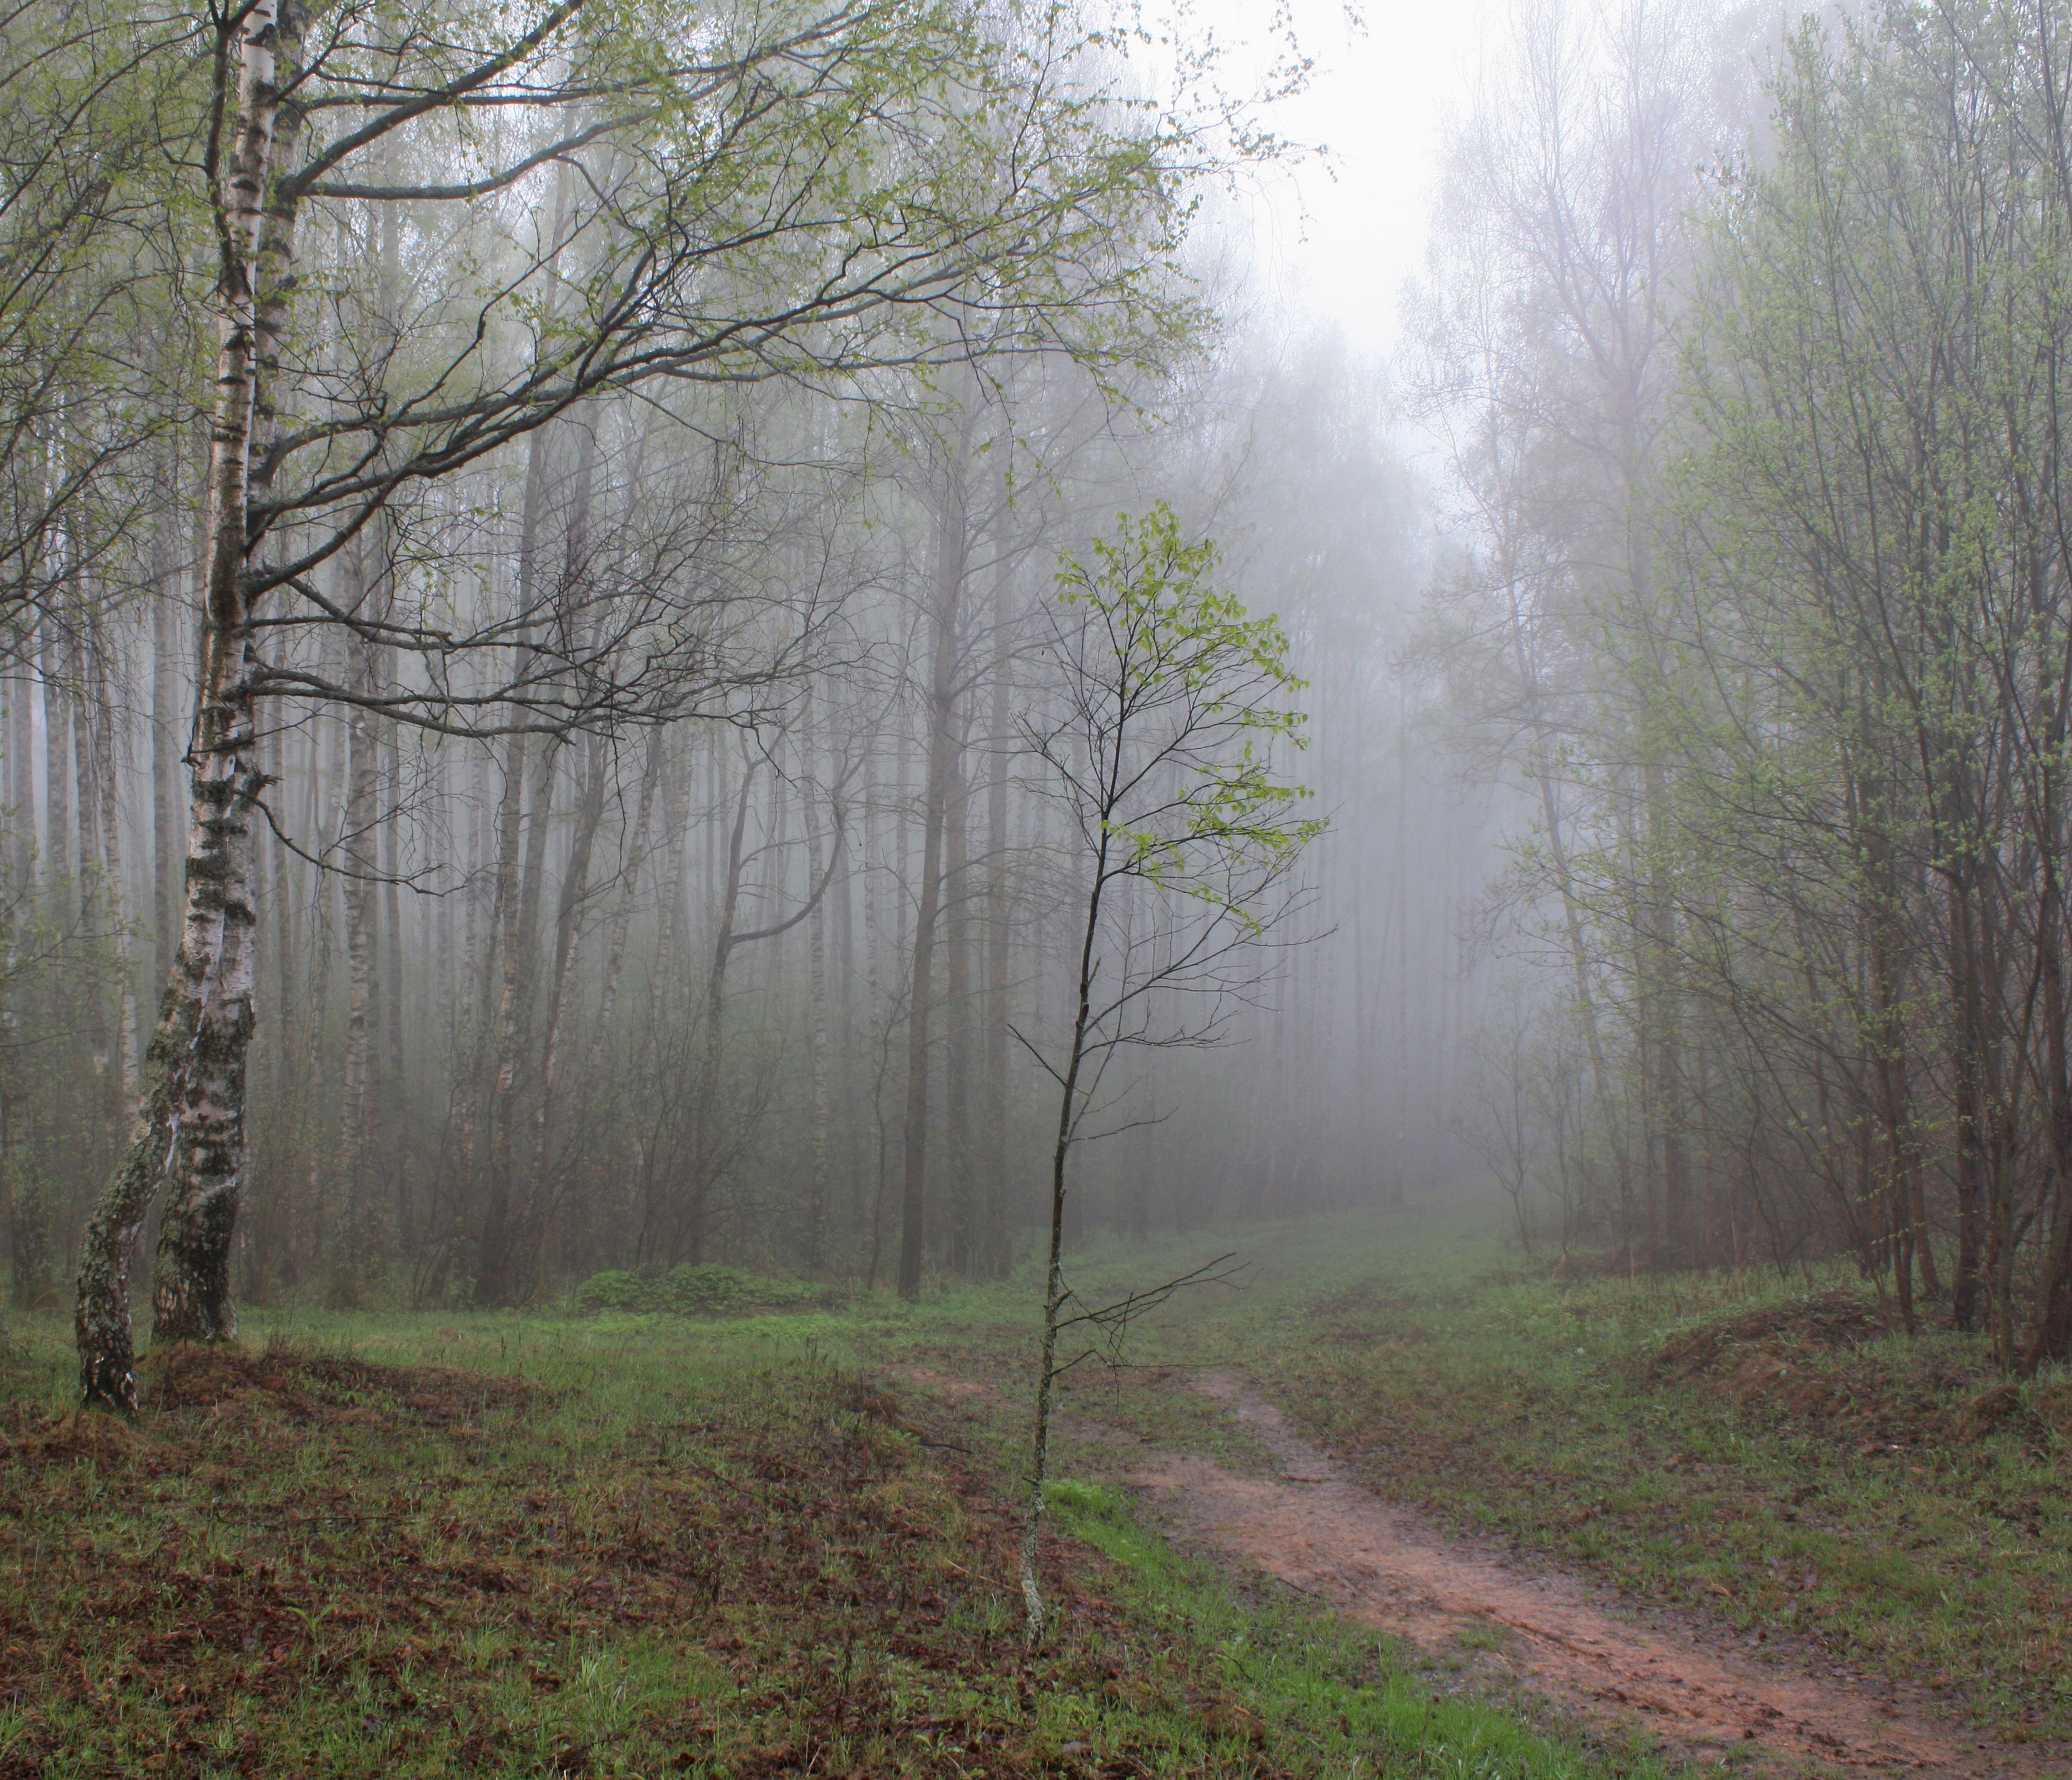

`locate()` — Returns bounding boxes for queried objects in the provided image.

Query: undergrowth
[14,1206,2054,1776]
[0,1299,1647,1779]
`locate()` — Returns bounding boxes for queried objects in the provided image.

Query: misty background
[14,0,2072,1374]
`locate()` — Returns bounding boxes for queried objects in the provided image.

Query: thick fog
[11,0,2072,1378]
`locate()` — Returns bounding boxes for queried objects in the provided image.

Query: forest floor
[0,1289,1665,1780]
[2,1208,2066,1778]
[865,1210,2072,1776]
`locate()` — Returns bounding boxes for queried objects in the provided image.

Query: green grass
[0,1292,1671,1779]
[855,1209,2072,1748]
[1231,1220,2072,1746]
[14,1203,2053,1776]
[1042,1476,1668,1780]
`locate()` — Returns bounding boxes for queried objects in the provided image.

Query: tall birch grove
[3,0,1465,1407]
[21,0,2072,1402]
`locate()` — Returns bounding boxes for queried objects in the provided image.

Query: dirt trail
[885,1361,2047,1774]
[1125,1374,2038,1777]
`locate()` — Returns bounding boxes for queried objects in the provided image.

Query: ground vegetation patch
[0,1316,1418,1780]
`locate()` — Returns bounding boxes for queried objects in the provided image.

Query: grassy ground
[866,1210,2072,1750]
[1243,1219,2072,1748]
[12,1205,2056,1777]
[0,1292,1670,1780]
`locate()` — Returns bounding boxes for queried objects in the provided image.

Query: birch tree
[72,0,1230,1409]
[1014,504,1318,1639]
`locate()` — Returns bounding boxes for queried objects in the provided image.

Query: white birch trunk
[79,0,292,1402]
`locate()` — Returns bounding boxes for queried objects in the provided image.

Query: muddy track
[1131,1376,2043,1777]
[886,1362,2050,1777]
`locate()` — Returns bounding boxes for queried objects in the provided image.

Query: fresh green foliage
[570,1264,824,1318]
[1049,503,1324,922]
[568,1268,660,1313]
[1014,504,1325,1643]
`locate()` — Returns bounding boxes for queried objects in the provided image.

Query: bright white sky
[1194,0,1488,360]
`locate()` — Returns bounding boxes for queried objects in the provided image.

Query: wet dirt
[1125,1374,2048,1777]
[884,1359,2053,1774]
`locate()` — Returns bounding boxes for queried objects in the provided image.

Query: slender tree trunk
[71,642,112,1120]
[2026,834,2072,1366]
[258,718,296,1298]
[1950,874,1985,1333]
[40,619,69,906]
[87,622,140,1112]
[635,753,689,1264]
[472,398,570,1300]
[9,629,34,891]
[685,759,755,1265]
[507,416,603,1291]
[3,666,42,1305]
[1640,756,1688,1266]
[805,708,830,1274]
[380,713,406,1242]
[833,744,862,1256]
[944,742,973,1276]
[476,732,556,1303]
[584,726,665,1094]
[1020,819,1112,1644]
[151,508,182,981]
[897,408,972,1299]
[0,719,37,1305]
[863,743,889,1288]
[980,585,1014,1279]
[81,0,299,1398]
[336,533,381,1295]
[515,731,607,1296]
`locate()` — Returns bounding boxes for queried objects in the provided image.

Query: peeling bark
[148,0,307,1348]
[79,0,294,1402]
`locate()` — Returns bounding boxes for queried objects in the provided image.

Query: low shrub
[667,1262,821,1314]
[570,1269,663,1314]
[571,1263,821,1317]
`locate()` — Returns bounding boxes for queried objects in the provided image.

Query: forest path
[1129,1374,2036,1778]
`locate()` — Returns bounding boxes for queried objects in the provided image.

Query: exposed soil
[1646,1291,1893,1382]
[1125,1374,2048,1778]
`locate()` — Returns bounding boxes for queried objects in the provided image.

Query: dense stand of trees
[48,0,2072,1399]
[2,0,1468,1391]
[1428,0,2072,1370]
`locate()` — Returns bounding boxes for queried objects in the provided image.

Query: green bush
[570,1264,820,1317]
[571,1269,663,1314]
[665,1263,819,1315]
